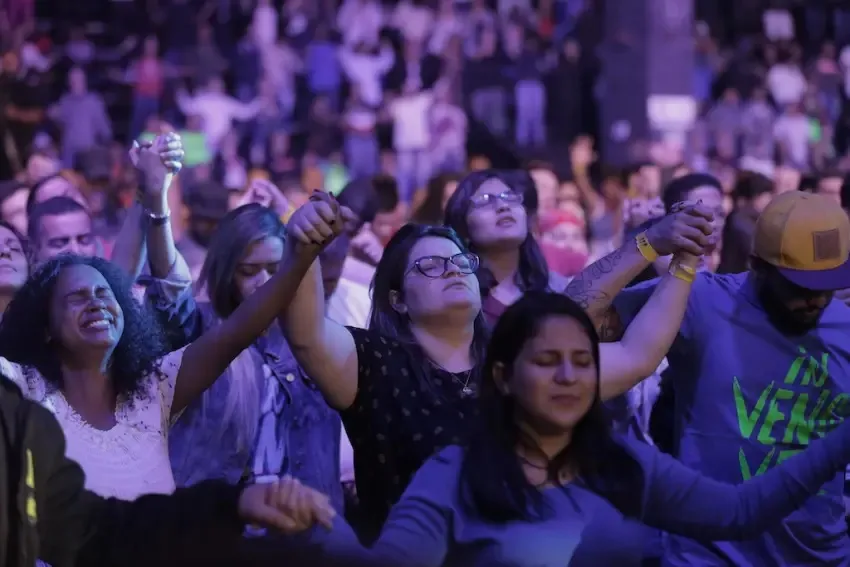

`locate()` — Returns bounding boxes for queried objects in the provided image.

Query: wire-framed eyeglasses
[406,252,480,279]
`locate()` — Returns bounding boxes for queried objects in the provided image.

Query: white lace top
[1,349,185,500]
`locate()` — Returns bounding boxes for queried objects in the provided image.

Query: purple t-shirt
[312,425,850,567]
[614,271,850,566]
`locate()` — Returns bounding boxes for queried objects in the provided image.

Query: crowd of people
[3,1,850,567]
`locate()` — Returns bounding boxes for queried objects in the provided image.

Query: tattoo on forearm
[564,247,625,316]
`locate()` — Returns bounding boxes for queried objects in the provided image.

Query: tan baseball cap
[754,191,850,291]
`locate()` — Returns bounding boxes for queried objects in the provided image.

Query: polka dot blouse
[342,327,480,541]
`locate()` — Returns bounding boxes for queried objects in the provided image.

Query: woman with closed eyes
[279,188,712,542]
[293,292,850,567]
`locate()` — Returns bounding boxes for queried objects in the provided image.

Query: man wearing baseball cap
[567,190,850,566]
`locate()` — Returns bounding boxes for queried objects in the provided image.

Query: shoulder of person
[346,326,401,353]
[692,270,746,296]
[407,445,465,497]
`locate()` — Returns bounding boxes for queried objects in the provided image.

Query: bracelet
[635,231,659,262]
[668,261,696,283]
[146,208,171,226]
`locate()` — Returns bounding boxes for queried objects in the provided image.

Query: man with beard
[565,190,850,566]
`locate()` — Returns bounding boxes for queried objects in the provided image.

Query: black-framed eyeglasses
[406,252,480,279]
[469,191,523,208]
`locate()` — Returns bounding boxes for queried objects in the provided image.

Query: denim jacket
[147,283,343,511]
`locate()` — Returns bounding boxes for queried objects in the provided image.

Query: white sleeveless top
[2,350,185,500]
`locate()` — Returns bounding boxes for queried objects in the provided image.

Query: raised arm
[110,134,185,280]
[598,252,699,400]
[565,204,714,340]
[280,195,361,411]
[170,194,350,415]
[633,419,850,540]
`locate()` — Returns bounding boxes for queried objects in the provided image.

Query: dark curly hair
[0,255,169,400]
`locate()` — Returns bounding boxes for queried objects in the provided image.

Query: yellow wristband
[668,261,696,283]
[635,231,658,262]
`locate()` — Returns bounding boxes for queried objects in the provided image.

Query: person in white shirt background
[176,76,263,154]
[767,50,808,107]
[773,102,812,170]
[389,80,434,203]
[337,0,384,49]
[339,41,395,109]
[428,79,467,174]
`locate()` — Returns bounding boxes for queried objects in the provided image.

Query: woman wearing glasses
[283,190,487,543]
[281,183,712,543]
[443,169,716,407]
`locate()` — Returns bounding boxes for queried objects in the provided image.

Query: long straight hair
[197,204,286,450]
[369,224,490,393]
[443,169,550,298]
[459,291,645,522]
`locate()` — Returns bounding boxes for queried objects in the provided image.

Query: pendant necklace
[429,360,476,397]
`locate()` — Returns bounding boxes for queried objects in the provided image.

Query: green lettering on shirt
[734,377,773,439]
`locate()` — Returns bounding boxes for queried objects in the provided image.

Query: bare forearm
[565,238,649,325]
[145,185,178,279]
[281,258,327,352]
[109,203,147,280]
[612,270,693,386]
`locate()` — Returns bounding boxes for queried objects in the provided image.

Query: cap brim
[779,257,850,291]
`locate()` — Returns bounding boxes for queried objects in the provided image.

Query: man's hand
[129,132,184,201]
[645,202,714,256]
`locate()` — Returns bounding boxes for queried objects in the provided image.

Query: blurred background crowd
[1,0,850,292]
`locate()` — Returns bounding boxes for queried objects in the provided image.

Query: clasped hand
[237,475,336,534]
[286,191,357,258]
[644,200,715,264]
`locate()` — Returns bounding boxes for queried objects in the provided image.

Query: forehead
[240,236,284,264]
[54,264,109,293]
[39,212,92,237]
[408,236,462,263]
[526,315,592,351]
[472,178,510,197]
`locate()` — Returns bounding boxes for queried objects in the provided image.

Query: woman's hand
[238,476,337,534]
[286,191,356,260]
[130,132,184,201]
[645,201,714,256]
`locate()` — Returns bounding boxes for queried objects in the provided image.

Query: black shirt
[342,328,479,542]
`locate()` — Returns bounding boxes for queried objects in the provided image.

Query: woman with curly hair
[0,197,346,500]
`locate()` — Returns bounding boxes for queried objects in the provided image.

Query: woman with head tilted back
[293,292,850,567]
[444,168,718,405]
[0,197,347,500]
[280,190,712,540]
[148,197,343,511]
[0,220,28,316]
